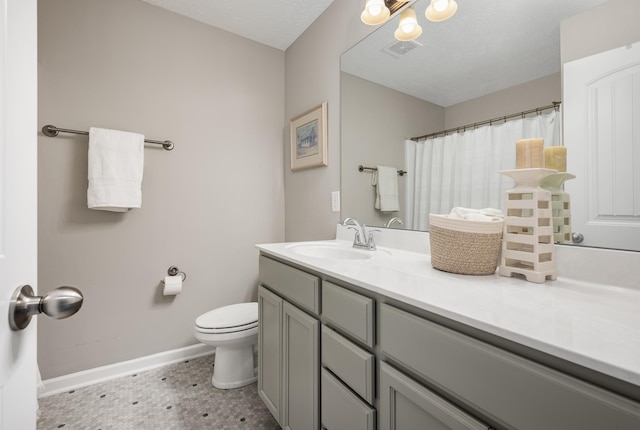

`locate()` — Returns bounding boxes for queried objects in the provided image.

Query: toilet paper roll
[163,276,182,296]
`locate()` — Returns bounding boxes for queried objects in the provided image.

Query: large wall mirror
[340,0,640,252]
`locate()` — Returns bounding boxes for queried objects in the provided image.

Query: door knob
[8,284,84,331]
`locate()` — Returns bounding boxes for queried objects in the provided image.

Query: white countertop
[256,237,640,388]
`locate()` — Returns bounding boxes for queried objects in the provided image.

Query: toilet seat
[195,321,258,334]
[195,302,258,334]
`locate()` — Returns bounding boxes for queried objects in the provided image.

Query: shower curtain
[404,109,561,231]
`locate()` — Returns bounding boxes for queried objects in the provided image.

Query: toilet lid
[196,302,258,330]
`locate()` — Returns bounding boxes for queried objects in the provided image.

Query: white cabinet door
[564,42,640,251]
[0,0,38,428]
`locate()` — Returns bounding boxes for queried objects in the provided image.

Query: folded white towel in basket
[373,165,400,212]
[448,207,503,222]
[87,127,144,212]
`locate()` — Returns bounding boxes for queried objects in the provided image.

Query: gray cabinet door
[283,301,320,430]
[380,362,488,430]
[258,286,283,424]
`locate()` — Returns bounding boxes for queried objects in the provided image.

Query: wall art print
[290,101,327,171]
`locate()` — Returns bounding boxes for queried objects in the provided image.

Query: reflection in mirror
[403,107,561,231]
[339,0,640,252]
[564,41,640,251]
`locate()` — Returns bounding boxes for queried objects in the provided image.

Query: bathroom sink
[286,242,376,260]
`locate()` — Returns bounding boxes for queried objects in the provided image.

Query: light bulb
[425,0,457,22]
[394,7,422,41]
[433,0,449,12]
[368,5,383,16]
[401,23,415,33]
[361,0,390,25]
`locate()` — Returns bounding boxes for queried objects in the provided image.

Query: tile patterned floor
[37,354,280,430]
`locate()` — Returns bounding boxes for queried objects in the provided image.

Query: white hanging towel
[87,127,144,212]
[373,165,400,212]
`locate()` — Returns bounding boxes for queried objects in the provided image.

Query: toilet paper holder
[166,266,187,282]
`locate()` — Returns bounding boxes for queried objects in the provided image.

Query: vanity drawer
[259,255,320,314]
[380,303,640,430]
[321,325,374,404]
[322,281,374,347]
[321,367,375,430]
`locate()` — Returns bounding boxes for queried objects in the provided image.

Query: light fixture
[360,0,456,42]
[394,7,422,41]
[425,0,458,22]
[361,0,391,26]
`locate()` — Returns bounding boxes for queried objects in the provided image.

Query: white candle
[515,138,544,169]
[544,146,567,172]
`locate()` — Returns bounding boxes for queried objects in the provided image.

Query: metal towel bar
[41,124,174,151]
[358,165,406,176]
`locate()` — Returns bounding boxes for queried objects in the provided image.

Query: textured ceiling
[140,0,607,106]
[342,0,607,107]
[139,0,336,51]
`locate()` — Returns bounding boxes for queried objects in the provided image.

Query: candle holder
[541,172,576,244]
[499,168,557,283]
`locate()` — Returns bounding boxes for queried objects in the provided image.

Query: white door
[564,42,640,251]
[0,0,38,428]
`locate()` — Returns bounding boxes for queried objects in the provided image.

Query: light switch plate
[331,191,340,212]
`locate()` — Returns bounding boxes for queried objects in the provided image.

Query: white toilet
[194,302,258,389]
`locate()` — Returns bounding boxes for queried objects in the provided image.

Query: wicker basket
[429,214,504,275]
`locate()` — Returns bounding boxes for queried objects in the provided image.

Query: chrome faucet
[364,228,380,251]
[385,217,404,228]
[342,217,379,251]
[342,217,366,246]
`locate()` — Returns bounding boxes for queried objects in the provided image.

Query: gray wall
[284,1,373,241]
[341,72,444,228]
[38,0,285,378]
[444,73,561,129]
[561,0,640,64]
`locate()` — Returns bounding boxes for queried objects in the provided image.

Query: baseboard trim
[39,344,215,398]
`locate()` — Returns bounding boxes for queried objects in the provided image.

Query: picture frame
[290,101,327,171]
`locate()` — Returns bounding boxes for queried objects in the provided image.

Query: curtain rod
[41,125,174,150]
[410,101,561,142]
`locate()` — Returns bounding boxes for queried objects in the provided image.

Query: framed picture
[290,101,327,171]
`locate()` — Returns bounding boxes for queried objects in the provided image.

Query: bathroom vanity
[256,231,640,430]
